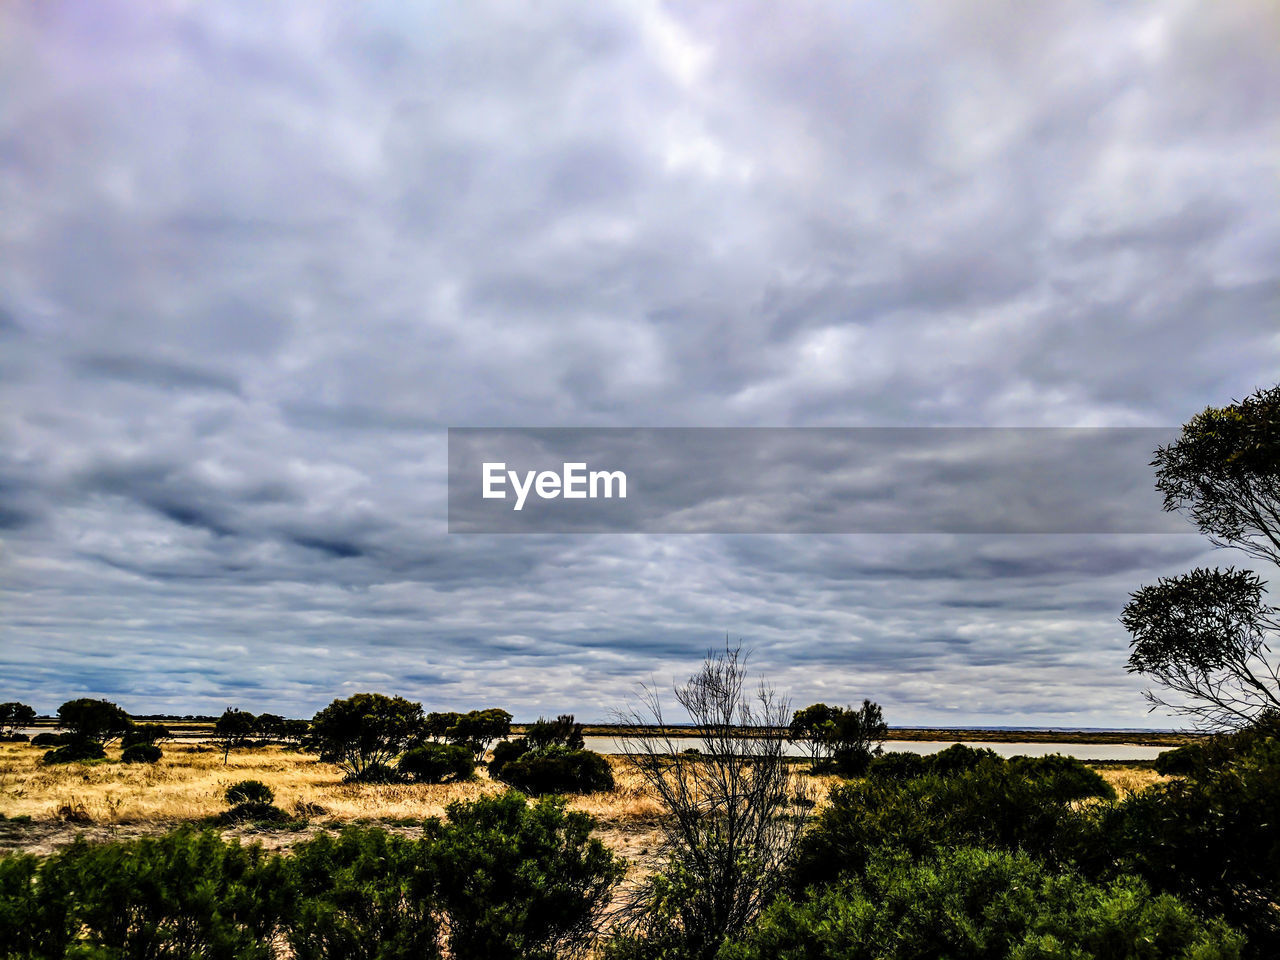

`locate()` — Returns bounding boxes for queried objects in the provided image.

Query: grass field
[0,741,1162,863]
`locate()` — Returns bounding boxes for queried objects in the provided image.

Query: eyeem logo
[482,462,628,511]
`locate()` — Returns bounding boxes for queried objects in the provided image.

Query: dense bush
[927,742,1002,776]
[425,791,623,960]
[793,762,1094,889]
[0,792,622,960]
[220,780,291,825]
[489,737,530,779]
[288,827,441,960]
[399,743,474,784]
[525,714,586,751]
[866,750,927,781]
[724,847,1243,960]
[1007,753,1115,802]
[0,829,291,958]
[121,742,163,764]
[350,761,406,784]
[1082,734,1280,954]
[42,737,106,764]
[123,722,171,748]
[30,732,64,747]
[226,780,275,806]
[495,745,615,795]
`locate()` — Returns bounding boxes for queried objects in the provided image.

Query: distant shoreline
[15,720,1202,748]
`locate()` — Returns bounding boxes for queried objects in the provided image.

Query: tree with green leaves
[304,693,424,780]
[788,700,886,773]
[215,708,258,764]
[1123,384,1280,729]
[56,698,131,745]
[0,701,36,737]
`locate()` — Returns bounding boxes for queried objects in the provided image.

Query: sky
[1,1,1278,726]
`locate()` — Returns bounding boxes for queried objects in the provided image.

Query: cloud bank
[1,1,1277,724]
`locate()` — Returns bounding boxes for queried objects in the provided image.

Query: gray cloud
[1,0,1277,725]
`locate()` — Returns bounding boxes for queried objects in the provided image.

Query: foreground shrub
[288,827,441,960]
[121,742,163,764]
[723,847,1243,960]
[495,745,614,795]
[1082,734,1280,955]
[399,743,474,784]
[2,829,290,958]
[793,762,1092,889]
[426,791,623,960]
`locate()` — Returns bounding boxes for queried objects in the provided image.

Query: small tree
[788,700,886,773]
[305,693,424,780]
[1124,384,1280,729]
[613,646,809,960]
[122,722,170,748]
[526,714,585,751]
[215,708,258,764]
[0,702,36,737]
[787,703,838,765]
[826,700,887,774]
[56,699,131,745]
[446,708,513,760]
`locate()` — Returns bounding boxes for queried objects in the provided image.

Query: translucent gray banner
[447,427,1186,534]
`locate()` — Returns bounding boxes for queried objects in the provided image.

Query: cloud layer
[1,1,1277,724]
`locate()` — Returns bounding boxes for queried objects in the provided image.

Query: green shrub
[399,743,474,784]
[866,750,928,781]
[0,733,29,743]
[724,847,1242,960]
[30,732,64,747]
[349,762,406,784]
[42,736,106,764]
[928,742,1002,776]
[1007,753,1115,802]
[4,829,290,958]
[489,738,529,779]
[220,780,291,825]
[121,742,163,764]
[288,827,441,960]
[226,780,275,805]
[495,746,614,795]
[525,714,586,751]
[1081,734,1280,955]
[123,722,171,748]
[426,791,623,960]
[793,763,1092,889]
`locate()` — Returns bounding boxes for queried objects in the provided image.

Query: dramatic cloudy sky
[2,1,1277,726]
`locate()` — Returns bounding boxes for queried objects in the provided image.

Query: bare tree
[612,645,811,960]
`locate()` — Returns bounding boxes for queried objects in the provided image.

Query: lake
[581,736,1166,762]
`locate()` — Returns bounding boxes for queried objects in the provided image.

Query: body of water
[582,736,1166,762]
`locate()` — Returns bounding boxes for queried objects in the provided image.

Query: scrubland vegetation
[2,385,1278,958]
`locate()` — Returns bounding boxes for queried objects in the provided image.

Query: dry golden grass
[1097,764,1167,797]
[0,742,843,827]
